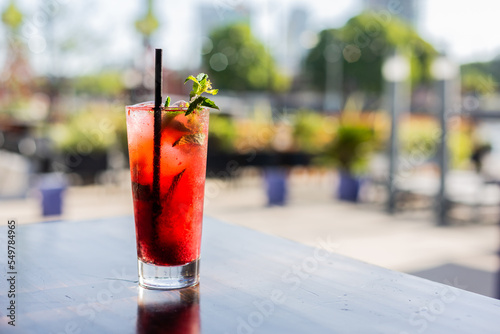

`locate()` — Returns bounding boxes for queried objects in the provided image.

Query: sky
[2,0,500,75]
[419,0,500,62]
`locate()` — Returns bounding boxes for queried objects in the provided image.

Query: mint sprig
[184,73,219,115]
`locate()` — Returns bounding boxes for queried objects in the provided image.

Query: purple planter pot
[39,173,67,216]
[40,187,65,216]
[264,167,288,206]
[338,171,361,202]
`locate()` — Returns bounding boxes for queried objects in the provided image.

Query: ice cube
[169,100,189,108]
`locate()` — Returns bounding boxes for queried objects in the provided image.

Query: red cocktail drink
[126,102,209,289]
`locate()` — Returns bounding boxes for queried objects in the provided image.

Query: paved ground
[0,168,498,298]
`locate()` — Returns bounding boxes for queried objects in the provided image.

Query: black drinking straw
[152,49,162,227]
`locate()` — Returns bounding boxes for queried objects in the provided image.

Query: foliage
[233,118,275,153]
[304,12,437,94]
[322,111,378,175]
[448,122,474,169]
[1,1,23,31]
[460,67,497,95]
[202,23,289,92]
[303,29,343,92]
[183,73,219,115]
[49,103,126,153]
[73,71,125,97]
[134,0,159,38]
[399,116,438,159]
[208,114,237,153]
[461,59,500,95]
[399,115,475,170]
[135,12,159,37]
[292,110,336,154]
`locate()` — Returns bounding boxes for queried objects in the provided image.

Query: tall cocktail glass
[126,102,209,289]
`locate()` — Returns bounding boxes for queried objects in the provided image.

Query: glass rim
[126,101,189,111]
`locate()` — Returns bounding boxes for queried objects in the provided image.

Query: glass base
[138,258,200,290]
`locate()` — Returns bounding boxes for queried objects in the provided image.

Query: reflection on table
[137,285,200,334]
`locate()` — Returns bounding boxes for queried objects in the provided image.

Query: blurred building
[262,5,310,76]
[284,7,309,75]
[364,0,417,26]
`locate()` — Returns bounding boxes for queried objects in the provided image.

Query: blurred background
[1,0,499,298]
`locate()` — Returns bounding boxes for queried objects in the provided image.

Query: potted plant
[207,113,238,177]
[292,109,336,157]
[49,106,123,184]
[323,114,376,202]
[38,172,67,216]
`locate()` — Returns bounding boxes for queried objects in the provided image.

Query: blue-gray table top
[0,216,499,333]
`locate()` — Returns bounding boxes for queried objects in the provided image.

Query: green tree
[135,0,159,47]
[73,71,125,97]
[304,12,437,94]
[1,0,23,30]
[202,23,289,92]
[1,1,32,115]
[461,61,499,95]
[461,70,497,95]
[304,29,343,92]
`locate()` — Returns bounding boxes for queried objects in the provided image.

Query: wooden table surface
[0,216,499,334]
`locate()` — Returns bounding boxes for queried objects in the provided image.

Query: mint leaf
[186,96,220,115]
[163,117,191,132]
[196,73,207,82]
[185,96,204,116]
[183,73,219,115]
[132,182,151,201]
[190,84,200,99]
[163,169,186,202]
[172,133,205,147]
[184,75,201,99]
[184,75,197,84]
[200,97,219,110]
[199,77,207,92]
[164,96,171,108]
